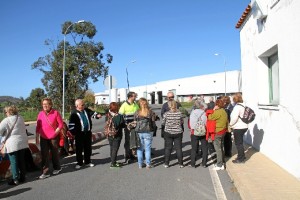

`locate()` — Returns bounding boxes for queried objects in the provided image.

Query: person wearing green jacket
[208,99,228,170]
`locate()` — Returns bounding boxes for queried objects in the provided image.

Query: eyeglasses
[168,96,174,99]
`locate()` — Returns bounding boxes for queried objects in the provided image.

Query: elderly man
[68,99,102,169]
[161,92,182,117]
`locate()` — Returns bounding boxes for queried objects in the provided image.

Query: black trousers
[108,136,122,165]
[40,137,61,174]
[190,135,208,166]
[164,132,183,165]
[75,131,92,165]
[224,132,232,156]
[124,128,134,159]
[233,128,248,160]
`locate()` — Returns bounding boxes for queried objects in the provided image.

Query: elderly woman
[189,101,208,168]
[208,99,228,170]
[0,105,28,185]
[36,97,64,179]
[229,93,248,164]
[162,100,185,168]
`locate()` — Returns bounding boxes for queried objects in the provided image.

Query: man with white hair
[68,99,102,169]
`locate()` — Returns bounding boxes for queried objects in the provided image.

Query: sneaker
[86,163,95,167]
[188,164,195,168]
[201,163,207,168]
[53,168,62,175]
[110,164,121,169]
[146,165,153,169]
[179,165,184,168]
[138,165,143,169]
[164,164,169,168]
[214,165,225,170]
[39,174,50,179]
[75,164,82,169]
[232,159,245,164]
[8,179,19,186]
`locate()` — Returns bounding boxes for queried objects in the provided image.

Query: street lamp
[126,60,136,91]
[62,20,85,120]
[214,53,227,96]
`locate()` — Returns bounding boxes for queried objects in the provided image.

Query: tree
[27,88,46,110]
[32,21,113,113]
[83,90,95,108]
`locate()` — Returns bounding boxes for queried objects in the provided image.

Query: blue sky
[0,0,249,98]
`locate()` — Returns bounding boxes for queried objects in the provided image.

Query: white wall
[95,70,241,103]
[240,0,300,179]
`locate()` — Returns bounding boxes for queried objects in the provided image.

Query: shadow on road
[0,187,31,199]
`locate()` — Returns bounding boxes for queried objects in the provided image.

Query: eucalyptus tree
[32,21,112,112]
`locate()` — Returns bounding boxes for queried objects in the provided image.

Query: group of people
[189,93,249,170]
[0,91,249,186]
[106,91,249,171]
[0,97,102,185]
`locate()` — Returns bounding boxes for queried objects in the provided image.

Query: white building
[95,70,241,104]
[236,0,300,179]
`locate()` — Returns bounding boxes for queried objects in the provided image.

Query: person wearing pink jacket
[36,98,64,179]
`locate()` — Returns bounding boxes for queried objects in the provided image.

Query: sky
[0,0,249,98]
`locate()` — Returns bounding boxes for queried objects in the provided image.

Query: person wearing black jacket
[68,99,102,169]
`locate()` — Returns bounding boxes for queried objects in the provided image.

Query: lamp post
[214,53,227,96]
[125,60,136,91]
[62,20,85,120]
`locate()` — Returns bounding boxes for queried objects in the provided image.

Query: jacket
[0,115,28,153]
[230,103,248,129]
[189,109,207,135]
[69,108,99,135]
[36,109,64,139]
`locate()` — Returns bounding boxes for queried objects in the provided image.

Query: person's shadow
[242,124,265,161]
[245,124,264,151]
[0,187,31,199]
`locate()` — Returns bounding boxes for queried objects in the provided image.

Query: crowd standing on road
[0,92,252,186]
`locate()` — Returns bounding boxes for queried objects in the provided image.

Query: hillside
[0,96,22,104]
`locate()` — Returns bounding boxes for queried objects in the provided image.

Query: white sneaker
[39,174,50,179]
[87,163,95,167]
[75,164,82,169]
[214,165,225,170]
[53,168,62,175]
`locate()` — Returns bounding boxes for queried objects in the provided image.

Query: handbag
[0,115,18,156]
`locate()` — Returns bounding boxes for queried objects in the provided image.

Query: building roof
[235,4,251,29]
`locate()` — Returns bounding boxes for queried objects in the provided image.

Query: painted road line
[209,165,227,200]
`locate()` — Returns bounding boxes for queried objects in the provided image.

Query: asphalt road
[0,106,241,200]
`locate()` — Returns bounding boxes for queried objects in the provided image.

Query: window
[268,53,279,104]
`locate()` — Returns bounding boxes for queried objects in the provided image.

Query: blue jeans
[137,132,153,166]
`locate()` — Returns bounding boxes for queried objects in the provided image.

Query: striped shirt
[162,111,184,134]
